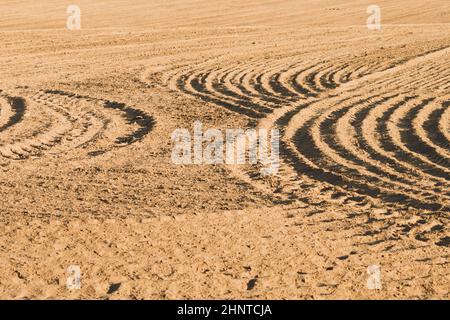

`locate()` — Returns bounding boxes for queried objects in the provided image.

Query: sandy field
[0,0,448,299]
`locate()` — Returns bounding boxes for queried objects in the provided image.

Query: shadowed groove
[0,89,155,161]
[163,46,450,212]
[376,98,450,181]
[354,95,450,196]
[399,99,450,170]
[0,95,26,132]
[423,102,450,157]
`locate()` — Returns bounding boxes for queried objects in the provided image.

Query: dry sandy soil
[0,0,449,299]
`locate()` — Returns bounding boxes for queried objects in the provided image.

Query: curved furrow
[0,95,26,133]
[296,60,368,95]
[288,64,321,97]
[277,63,320,98]
[268,66,302,100]
[29,92,111,155]
[161,46,450,212]
[370,96,450,184]
[231,60,298,105]
[0,89,155,161]
[283,93,447,211]
[256,60,300,101]
[225,57,295,106]
[416,99,450,160]
[205,66,275,114]
[383,98,450,180]
[313,94,446,206]
[0,97,72,159]
[343,64,371,82]
[299,63,332,94]
[233,67,276,103]
[320,63,350,90]
[222,63,284,109]
[234,63,268,99]
[236,59,327,102]
[177,67,264,118]
[283,95,364,173]
[358,95,450,192]
[0,97,13,130]
[315,63,346,90]
[0,93,63,159]
[43,90,155,147]
[300,119,444,210]
[247,64,293,105]
[164,57,224,92]
[338,93,450,200]
[396,98,450,171]
[439,101,450,143]
[272,60,353,99]
[102,100,154,146]
[343,60,394,85]
[330,61,382,86]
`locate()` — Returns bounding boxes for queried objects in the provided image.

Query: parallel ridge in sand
[158,44,450,213]
[0,89,154,161]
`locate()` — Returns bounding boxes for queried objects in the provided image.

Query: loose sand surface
[0,0,448,299]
